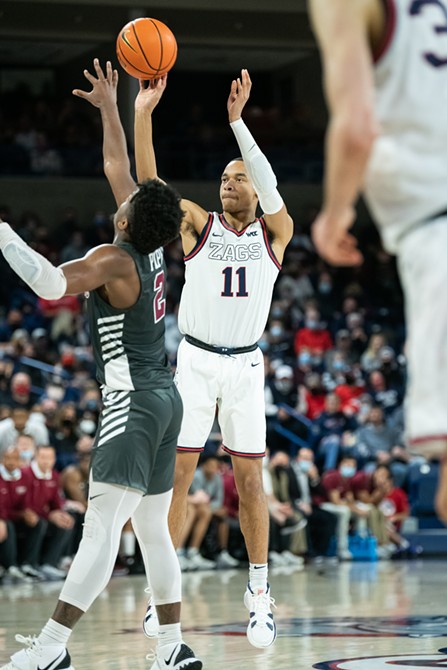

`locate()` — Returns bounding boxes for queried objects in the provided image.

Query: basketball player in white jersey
[134,69,293,648]
[309,0,447,523]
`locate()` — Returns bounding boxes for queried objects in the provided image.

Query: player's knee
[82,506,108,545]
[173,453,198,493]
[236,470,264,502]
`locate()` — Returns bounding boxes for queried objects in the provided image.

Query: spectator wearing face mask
[265,365,306,455]
[325,330,358,377]
[0,372,40,410]
[297,372,326,420]
[334,368,365,416]
[294,306,333,365]
[311,393,357,470]
[291,448,337,561]
[267,319,295,364]
[314,270,339,322]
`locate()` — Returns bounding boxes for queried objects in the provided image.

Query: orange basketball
[116,17,177,80]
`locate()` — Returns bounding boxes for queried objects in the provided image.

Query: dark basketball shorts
[91,384,183,495]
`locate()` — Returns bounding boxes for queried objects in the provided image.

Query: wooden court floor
[1,559,447,669]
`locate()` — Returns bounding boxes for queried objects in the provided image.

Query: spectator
[291,448,337,561]
[294,306,333,363]
[368,370,402,417]
[334,367,365,416]
[22,444,74,580]
[321,456,373,560]
[15,433,36,466]
[360,333,387,374]
[265,364,307,454]
[60,435,92,556]
[325,329,357,376]
[0,447,33,582]
[312,393,357,470]
[298,372,326,420]
[0,406,48,456]
[3,372,39,410]
[218,454,245,563]
[264,451,306,567]
[372,464,411,556]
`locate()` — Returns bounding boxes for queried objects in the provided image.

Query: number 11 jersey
[177,212,281,348]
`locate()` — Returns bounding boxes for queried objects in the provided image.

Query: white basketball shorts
[174,338,266,457]
[397,215,447,446]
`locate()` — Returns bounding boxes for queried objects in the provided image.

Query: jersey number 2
[153,271,166,323]
[221,267,248,297]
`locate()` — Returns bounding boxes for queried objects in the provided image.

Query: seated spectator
[311,393,357,470]
[372,464,411,556]
[15,433,37,466]
[0,447,33,582]
[266,319,295,363]
[21,444,74,580]
[368,370,402,417]
[297,372,326,420]
[321,456,375,560]
[177,455,222,570]
[0,372,41,410]
[345,311,368,358]
[354,405,409,486]
[60,435,92,556]
[0,406,49,456]
[334,368,365,416]
[294,306,333,364]
[265,365,307,454]
[360,333,387,374]
[218,454,244,566]
[325,329,357,376]
[291,448,337,561]
[263,451,306,567]
[52,402,79,469]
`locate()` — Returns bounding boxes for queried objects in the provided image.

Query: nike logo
[38,650,66,670]
[164,645,179,665]
[251,362,261,367]
[212,233,223,237]
[89,494,106,501]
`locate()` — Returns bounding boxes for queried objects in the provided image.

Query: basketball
[116,17,177,80]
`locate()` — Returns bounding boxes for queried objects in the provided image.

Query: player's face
[220,161,258,213]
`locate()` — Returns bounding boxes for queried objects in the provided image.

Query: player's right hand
[135,75,168,113]
[311,208,363,267]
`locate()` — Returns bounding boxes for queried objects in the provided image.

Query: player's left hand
[135,75,168,113]
[311,207,363,267]
[72,59,118,109]
[227,69,252,123]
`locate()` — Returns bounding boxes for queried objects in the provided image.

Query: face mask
[20,450,34,462]
[299,460,312,473]
[305,319,319,330]
[47,386,64,402]
[340,465,356,478]
[85,399,99,412]
[333,360,345,371]
[270,326,284,338]
[258,340,269,352]
[270,309,285,320]
[275,380,293,394]
[79,419,97,436]
[319,282,332,294]
[14,383,30,395]
[299,352,312,366]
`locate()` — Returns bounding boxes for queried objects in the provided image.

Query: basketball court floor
[1,559,446,669]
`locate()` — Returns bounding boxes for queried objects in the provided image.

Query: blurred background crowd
[0,190,430,586]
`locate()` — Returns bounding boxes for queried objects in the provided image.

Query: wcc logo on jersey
[314,649,447,669]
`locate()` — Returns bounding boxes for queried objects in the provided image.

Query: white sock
[188,547,199,557]
[120,530,136,557]
[249,563,268,593]
[157,622,182,651]
[38,619,72,646]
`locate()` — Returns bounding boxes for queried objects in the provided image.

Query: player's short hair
[127,179,183,255]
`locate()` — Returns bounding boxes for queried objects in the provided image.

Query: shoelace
[14,635,41,659]
[145,649,157,663]
[251,593,277,618]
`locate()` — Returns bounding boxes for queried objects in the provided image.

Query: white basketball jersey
[177,212,281,348]
[364,0,447,252]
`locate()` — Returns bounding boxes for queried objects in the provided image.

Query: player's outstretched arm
[0,220,133,299]
[309,0,379,266]
[228,69,293,257]
[73,58,136,207]
[134,75,209,247]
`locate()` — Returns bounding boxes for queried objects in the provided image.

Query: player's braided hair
[127,179,183,255]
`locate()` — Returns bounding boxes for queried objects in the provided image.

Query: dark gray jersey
[86,242,172,391]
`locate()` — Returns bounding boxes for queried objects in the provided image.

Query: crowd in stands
[0,196,427,585]
[0,83,323,180]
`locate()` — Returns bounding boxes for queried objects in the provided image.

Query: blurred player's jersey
[178,212,280,347]
[364,0,447,252]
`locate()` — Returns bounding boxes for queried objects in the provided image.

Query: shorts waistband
[185,334,258,355]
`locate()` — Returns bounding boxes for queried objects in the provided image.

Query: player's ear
[117,217,129,231]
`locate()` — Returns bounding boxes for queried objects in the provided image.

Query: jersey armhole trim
[373,0,397,64]
[184,212,213,262]
[259,217,282,271]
